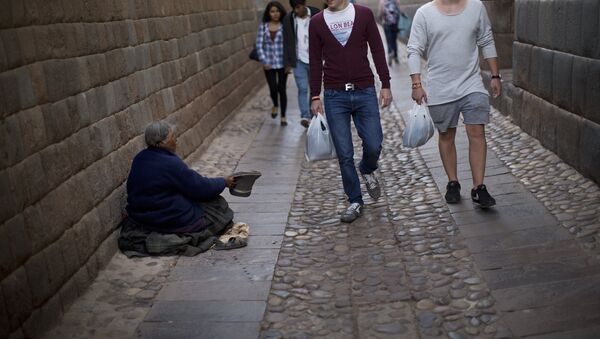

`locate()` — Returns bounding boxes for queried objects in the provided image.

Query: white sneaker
[341,203,362,223]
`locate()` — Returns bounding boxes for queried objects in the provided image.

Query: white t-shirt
[295,8,311,63]
[323,3,355,46]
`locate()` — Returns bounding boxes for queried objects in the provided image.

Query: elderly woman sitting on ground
[118,121,246,257]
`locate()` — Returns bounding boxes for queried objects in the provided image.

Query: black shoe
[471,184,496,208]
[445,181,461,204]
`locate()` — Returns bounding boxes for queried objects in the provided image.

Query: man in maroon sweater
[309,0,392,223]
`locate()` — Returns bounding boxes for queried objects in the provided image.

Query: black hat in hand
[229,171,262,197]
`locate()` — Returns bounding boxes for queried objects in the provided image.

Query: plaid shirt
[256,23,284,69]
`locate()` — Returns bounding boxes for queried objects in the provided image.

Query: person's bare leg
[465,124,486,189]
[438,128,458,181]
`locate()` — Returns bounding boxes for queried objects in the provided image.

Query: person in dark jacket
[125,121,236,234]
[283,0,320,128]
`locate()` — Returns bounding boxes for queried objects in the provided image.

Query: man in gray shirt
[407,0,502,208]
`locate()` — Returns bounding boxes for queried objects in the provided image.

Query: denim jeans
[293,61,311,120]
[324,87,383,205]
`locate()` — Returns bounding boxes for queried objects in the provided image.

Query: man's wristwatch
[491,74,501,80]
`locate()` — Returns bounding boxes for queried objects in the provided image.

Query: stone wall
[489,0,600,183]
[0,1,264,337]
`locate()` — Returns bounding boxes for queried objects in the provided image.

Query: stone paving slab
[491,273,600,311]
[157,281,271,301]
[138,321,261,339]
[145,300,266,322]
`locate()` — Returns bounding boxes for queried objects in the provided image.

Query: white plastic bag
[402,103,435,148]
[305,114,337,162]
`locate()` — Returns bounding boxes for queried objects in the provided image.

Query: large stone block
[579,119,600,183]
[0,35,7,72]
[572,56,600,125]
[565,0,583,56]
[0,284,9,338]
[104,48,128,82]
[24,251,52,307]
[0,29,22,71]
[18,106,47,157]
[520,90,542,140]
[0,68,21,117]
[580,57,600,125]
[15,27,36,66]
[43,241,67,297]
[1,266,33,331]
[3,214,31,269]
[519,0,538,44]
[23,204,47,253]
[27,62,48,105]
[536,0,553,49]
[533,46,553,102]
[512,42,531,90]
[540,103,558,152]
[89,115,122,157]
[13,153,49,208]
[39,142,73,192]
[0,114,24,169]
[57,276,79,314]
[71,212,95,265]
[550,0,568,55]
[14,66,37,111]
[552,50,573,112]
[581,0,600,59]
[556,107,582,169]
[43,59,83,103]
[41,100,72,144]
[0,222,17,281]
[21,293,63,339]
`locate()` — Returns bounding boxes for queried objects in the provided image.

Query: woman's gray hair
[144,121,174,147]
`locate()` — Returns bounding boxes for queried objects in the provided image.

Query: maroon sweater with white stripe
[309,4,391,97]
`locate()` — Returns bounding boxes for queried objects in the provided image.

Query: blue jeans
[324,87,383,205]
[293,61,311,120]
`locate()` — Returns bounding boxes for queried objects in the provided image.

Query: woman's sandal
[213,237,248,250]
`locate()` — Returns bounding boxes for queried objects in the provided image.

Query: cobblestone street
[45,42,600,339]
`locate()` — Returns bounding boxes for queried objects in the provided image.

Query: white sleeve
[407,10,427,75]
[477,5,497,59]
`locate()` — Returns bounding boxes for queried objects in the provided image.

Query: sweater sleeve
[406,10,427,75]
[476,5,497,59]
[170,159,226,201]
[365,8,390,89]
[309,15,324,97]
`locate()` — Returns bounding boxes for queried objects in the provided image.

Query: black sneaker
[471,184,496,208]
[445,181,461,204]
[361,172,381,200]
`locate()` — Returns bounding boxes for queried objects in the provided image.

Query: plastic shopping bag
[402,103,435,148]
[305,114,337,162]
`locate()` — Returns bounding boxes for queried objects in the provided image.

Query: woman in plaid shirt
[256,1,289,126]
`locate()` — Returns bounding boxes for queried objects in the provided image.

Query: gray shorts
[428,92,490,133]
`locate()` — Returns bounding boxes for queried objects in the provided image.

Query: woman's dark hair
[262,1,287,22]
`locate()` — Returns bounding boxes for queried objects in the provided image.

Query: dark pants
[384,24,398,58]
[264,68,288,117]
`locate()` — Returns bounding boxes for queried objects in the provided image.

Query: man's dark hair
[262,1,287,22]
[289,0,307,7]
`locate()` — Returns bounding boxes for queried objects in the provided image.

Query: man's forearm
[486,57,499,75]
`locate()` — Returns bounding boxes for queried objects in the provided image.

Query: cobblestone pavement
[260,102,510,339]
[44,89,273,338]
